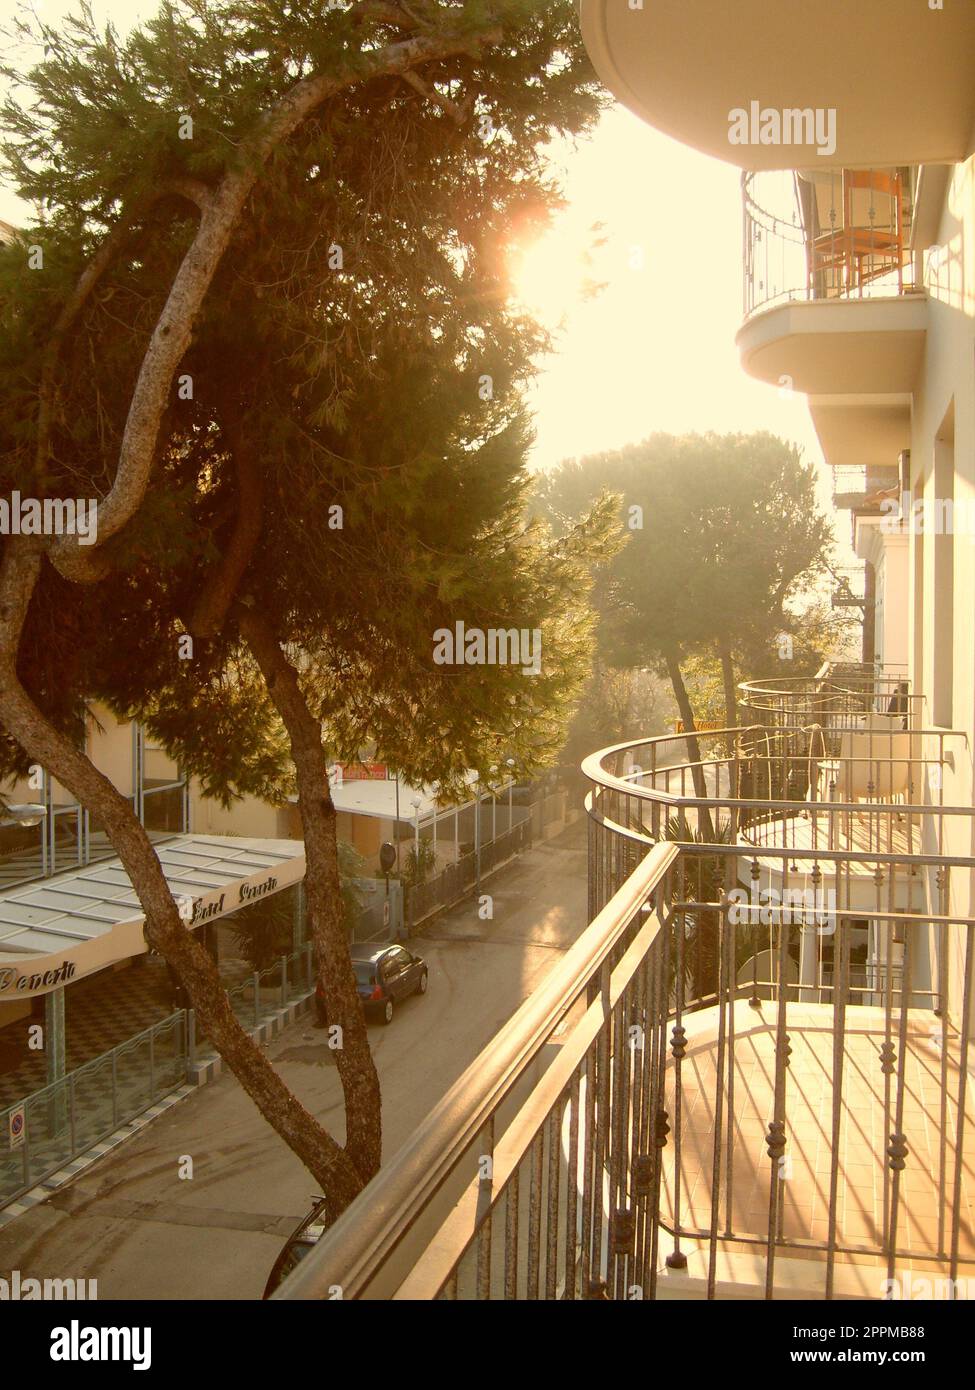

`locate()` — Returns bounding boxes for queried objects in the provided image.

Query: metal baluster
[476,1116,495,1300]
[503,1168,519,1300]
[564,1072,580,1299]
[884,922,913,1289]
[764,915,792,1298]
[527,1129,544,1299]
[545,1104,561,1300]
[706,891,729,1298]
[949,924,974,1289]
[824,912,850,1299]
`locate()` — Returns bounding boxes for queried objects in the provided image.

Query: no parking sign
[8,1105,25,1150]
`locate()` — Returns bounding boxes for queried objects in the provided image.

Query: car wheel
[417,970,428,996]
[381,997,394,1025]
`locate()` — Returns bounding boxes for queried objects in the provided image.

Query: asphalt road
[0,818,589,1300]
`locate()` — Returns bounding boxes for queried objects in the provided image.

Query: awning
[0,835,305,1000]
[316,770,484,824]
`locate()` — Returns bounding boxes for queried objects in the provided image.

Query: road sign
[8,1105,26,1150]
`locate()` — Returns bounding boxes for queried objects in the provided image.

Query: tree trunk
[0,546,365,1214]
[718,638,738,734]
[240,608,382,1183]
[663,648,714,842]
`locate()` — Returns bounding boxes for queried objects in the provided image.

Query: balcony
[578,1,975,172]
[831,465,898,512]
[274,670,973,1300]
[738,171,926,399]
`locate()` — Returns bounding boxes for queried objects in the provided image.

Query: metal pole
[395,773,401,869]
[475,788,481,898]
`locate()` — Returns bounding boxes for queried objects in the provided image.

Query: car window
[353,961,375,986]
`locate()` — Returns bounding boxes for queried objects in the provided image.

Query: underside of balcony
[736,296,927,395]
[579,1,975,170]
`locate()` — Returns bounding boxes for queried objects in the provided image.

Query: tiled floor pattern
[659,1001,975,1269]
[0,937,255,1108]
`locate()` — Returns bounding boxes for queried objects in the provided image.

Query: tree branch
[0,537,365,1211]
[49,19,506,585]
[400,69,473,125]
[33,179,212,496]
[189,418,265,641]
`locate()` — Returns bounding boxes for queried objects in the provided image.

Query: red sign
[336,762,388,782]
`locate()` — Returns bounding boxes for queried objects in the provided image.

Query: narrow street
[0,820,588,1300]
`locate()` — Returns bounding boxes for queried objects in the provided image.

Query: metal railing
[278,703,974,1299]
[739,666,917,732]
[743,169,920,320]
[406,818,533,928]
[224,943,316,1033]
[277,839,683,1300]
[1,942,319,1211]
[0,1011,187,1209]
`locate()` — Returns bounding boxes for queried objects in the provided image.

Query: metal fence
[223,944,316,1035]
[0,1010,187,1209]
[406,819,533,928]
[1,942,320,1211]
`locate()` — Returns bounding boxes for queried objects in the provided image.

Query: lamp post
[471,772,481,898]
[506,757,516,830]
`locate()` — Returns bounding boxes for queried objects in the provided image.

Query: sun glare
[509,224,594,331]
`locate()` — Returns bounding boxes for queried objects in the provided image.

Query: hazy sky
[0,0,838,531]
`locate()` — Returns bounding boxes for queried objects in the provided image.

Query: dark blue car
[316,942,428,1026]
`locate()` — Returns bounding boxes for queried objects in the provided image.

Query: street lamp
[506,758,516,829]
[471,772,481,897]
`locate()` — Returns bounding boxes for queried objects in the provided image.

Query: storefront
[0,834,306,1102]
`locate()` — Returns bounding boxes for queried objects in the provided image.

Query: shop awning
[0,835,305,1000]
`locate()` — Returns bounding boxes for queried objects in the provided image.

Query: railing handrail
[581,726,971,819]
[276,838,680,1300]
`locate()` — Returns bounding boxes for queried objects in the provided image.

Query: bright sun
[509,224,593,331]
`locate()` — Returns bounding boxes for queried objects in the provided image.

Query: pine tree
[0,0,613,1214]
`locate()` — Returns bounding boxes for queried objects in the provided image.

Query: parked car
[262,1195,328,1299]
[316,942,428,1026]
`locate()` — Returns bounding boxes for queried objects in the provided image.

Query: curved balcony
[580,717,974,1290]
[738,171,926,398]
[275,700,974,1301]
[579,1,975,172]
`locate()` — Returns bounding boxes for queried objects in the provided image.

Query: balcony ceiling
[809,397,912,471]
[736,296,927,396]
[579,0,975,169]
